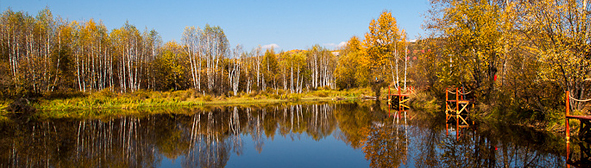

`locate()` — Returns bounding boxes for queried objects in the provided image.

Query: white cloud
[323,41,347,49]
[337,41,347,48]
[323,43,336,48]
[262,43,279,50]
[410,39,417,43]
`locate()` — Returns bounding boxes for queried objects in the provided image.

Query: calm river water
[0,102,584,167]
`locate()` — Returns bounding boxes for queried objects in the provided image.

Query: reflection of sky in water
[223,127,369,168]
[161,156,183,168]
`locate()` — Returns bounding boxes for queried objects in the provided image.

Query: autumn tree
[228,44,243,96]
[261,48,278,91]
[143,29,162,90]
[49,17,76,92]
[363,10,405,99]
[335,36,365,89]
[286,50,307,93]
[181,26,203,91]
[521,0,591,111]
[421,0,591,117]
[202,25,229,95]
[408,38,442,90]
[306,45,336,90]
[240,46,262,94]
[426,0,506,102]
[363,10,404,86]
[154,41,188,91]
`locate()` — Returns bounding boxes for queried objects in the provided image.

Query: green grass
[17,88,371,116]
[0,99,10,108]
[0,100,11,120]
[33,106,200,120]
[0,87,409,120]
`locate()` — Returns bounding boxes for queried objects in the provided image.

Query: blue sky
[1,0,430,51]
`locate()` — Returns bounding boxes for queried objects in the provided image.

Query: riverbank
[0,88,377,119]
[0,87,573,136]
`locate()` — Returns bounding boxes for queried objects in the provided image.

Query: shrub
[246,91,258,98]
[270,94,280,99]
[94,89,115,98]
[276,89,286,95]
[409,91,439,114]
[133,89,151,99]
[44,89,85,99]
[315,90,329,97]
[289,94,301,101]
[203,95,213,101]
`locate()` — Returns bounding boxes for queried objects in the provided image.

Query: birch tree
[201,25,229,94]
[229,45,242,96]
[182,26,202,91]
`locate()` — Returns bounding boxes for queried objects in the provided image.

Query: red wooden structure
[445,87,472,128]
[388,86,413,117]
[565,91,591,143]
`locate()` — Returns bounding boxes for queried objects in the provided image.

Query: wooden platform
[567,115,591,142]
[565,90,591,142]
[566,115,591,120]
[445,87,473,128]
[387,86,412,111]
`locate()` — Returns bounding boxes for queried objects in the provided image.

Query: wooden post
[456,87,460,130]
[456,87,459,114]
[398,86,402,115]
[566,91,570,142]
[446,122,449,136]
[461,86,465,100]
[567,141,570,168]
[445,88,449,120]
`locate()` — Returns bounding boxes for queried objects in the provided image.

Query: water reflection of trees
[0,117,162,167]
[566,139,591,167]
[332,102,567,168]
[0,104,339,167]
[411,114,566,168]
[363,111,410,167]
[0,103,569,167]
[332,102,410,168]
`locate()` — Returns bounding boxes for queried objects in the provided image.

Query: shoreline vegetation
[0,88,371,118]
[0,87,578,137]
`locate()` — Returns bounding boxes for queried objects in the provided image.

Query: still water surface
[0,102,580,167]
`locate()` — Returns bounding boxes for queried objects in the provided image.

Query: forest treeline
[0,7,418,101]
[0,8,342,98]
